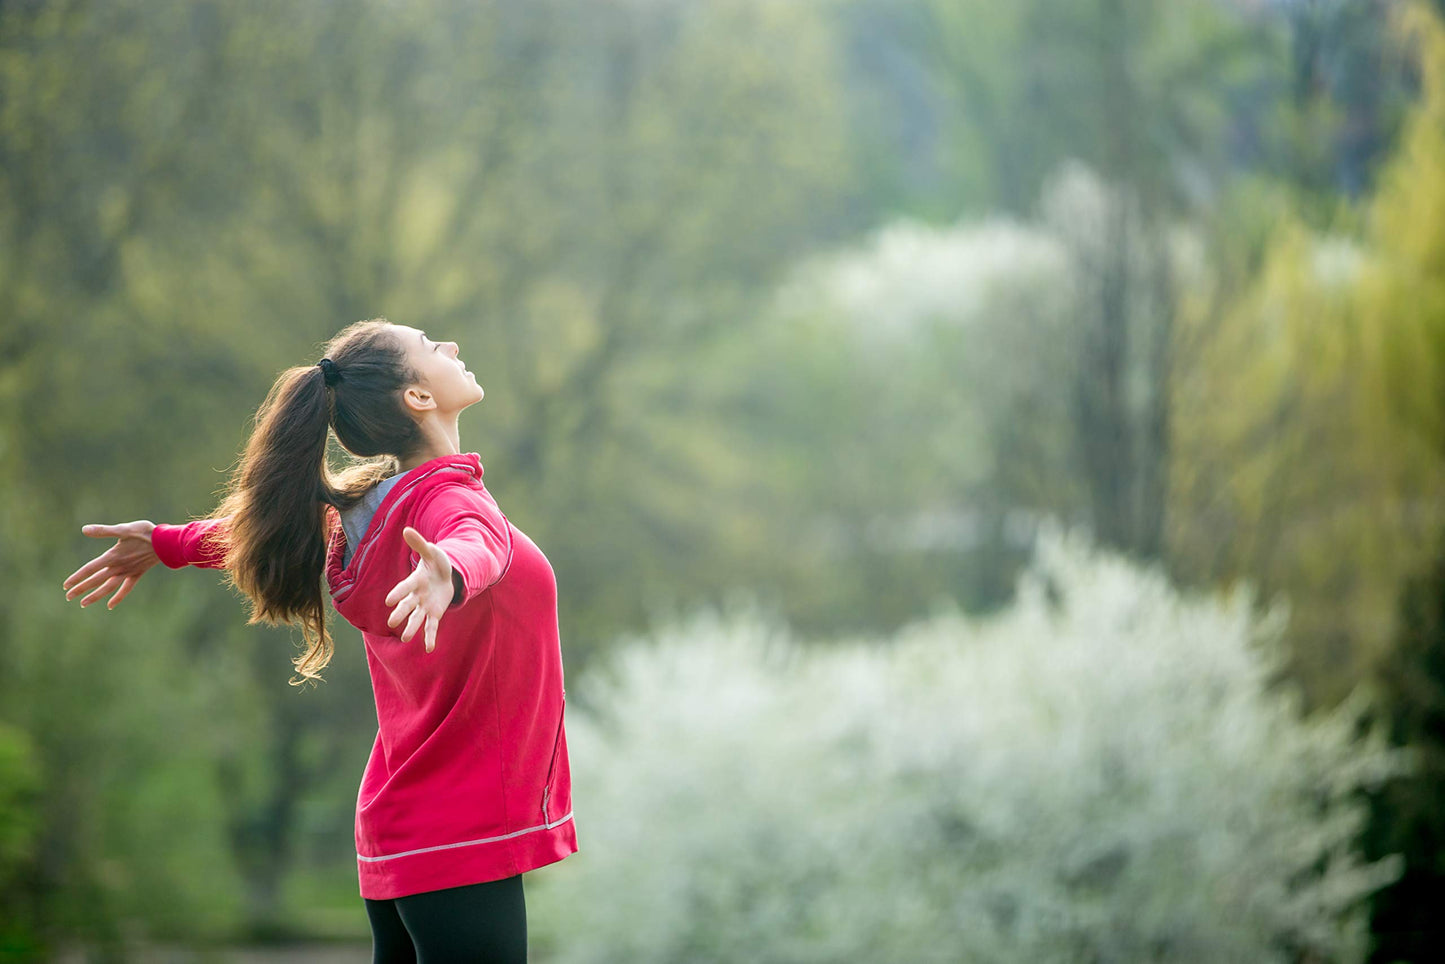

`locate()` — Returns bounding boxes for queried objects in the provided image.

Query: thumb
[81,524,127,539]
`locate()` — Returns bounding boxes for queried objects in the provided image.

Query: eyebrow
[418,330,427,344]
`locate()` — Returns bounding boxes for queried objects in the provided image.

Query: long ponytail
[214,319,423,685]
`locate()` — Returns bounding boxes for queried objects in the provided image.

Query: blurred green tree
[0,723,40,961]
[911,0,1268,559]
[0,0,850,945]
[1345,3,1445,956]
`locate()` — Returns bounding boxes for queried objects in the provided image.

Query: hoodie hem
[357,819,578,900]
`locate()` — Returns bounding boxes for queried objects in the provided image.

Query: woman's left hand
[385,526,458,653]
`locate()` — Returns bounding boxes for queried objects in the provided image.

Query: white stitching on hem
[356,811,574,863]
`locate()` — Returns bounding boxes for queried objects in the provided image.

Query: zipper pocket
[541,690,566,825]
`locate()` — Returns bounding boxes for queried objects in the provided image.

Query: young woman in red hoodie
[61,318,576,964]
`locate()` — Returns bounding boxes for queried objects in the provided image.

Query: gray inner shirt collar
[340,473,404,568]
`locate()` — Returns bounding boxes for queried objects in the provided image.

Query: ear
[402,384,437,414]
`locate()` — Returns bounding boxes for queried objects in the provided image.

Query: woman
[60,318,576,964]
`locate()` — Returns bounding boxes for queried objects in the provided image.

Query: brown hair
[213,318,425,685]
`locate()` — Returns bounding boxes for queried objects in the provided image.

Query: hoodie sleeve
[413,485,512,608]
[151,517,231,569]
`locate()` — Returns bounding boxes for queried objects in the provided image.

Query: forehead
[391,324,427,344]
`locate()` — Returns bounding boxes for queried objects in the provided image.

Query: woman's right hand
[63,521,161,610]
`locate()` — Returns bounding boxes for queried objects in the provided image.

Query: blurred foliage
[1164,4,1445,958]
[531,527,1403,963]
[1364,528,1445,964]
[1347,4,1445,959]
[1166,212,1427,704]
[922,0,1264,216]
[839,0,1418,223]
[0,723,40,962]
[1,0,851,948]
[2,0,1444,958]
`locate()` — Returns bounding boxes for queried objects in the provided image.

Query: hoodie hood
[325,452,485,637]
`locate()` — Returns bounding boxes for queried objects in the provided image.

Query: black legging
[364,873,527,964]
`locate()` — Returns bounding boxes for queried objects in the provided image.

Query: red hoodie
[151,452,577,899]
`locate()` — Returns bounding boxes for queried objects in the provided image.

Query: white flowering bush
[773,216,1076,348]
[759,162,1216,530]
[531,524,1404,963]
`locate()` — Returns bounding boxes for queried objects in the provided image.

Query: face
[392,323,485,414]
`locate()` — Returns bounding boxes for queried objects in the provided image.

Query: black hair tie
[317,357,342,387]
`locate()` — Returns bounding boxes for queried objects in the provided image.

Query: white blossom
[533,523,1404,963]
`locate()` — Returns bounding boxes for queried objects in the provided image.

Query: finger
[108,575,138,609]
[424,614,438,654]
[66,567,112,600]
[385,574,420,608]
[387,594,416,629]
[63,556,112,590]
[70,563,122,597]
[80,575,123,608]
[401,605,426,644]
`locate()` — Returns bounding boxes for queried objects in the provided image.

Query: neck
[399,416,463,473]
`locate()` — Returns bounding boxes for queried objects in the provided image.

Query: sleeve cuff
[439,544,493,608]
[150,523,189,569]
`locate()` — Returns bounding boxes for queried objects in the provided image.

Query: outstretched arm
[383,489,512,652]
[63,517,231,611]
